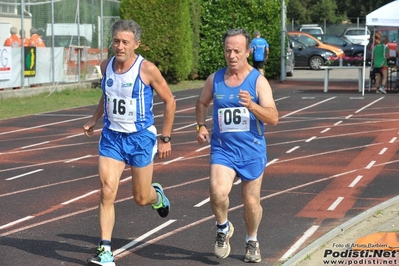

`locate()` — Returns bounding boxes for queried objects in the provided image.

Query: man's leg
[210,164,236,259]
[381,67,388,88]
[242,174,263,239]
[242,174,263,263]
[86,156,125,265]
[98,156,126,241]
[131,162,157,206]
[131,162,170,218]
[375,72,382,92]
[210,164,235,224]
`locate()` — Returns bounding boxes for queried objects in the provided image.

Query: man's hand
[83,120,96,137]
[197,127,210,144]
[238,89,253,109]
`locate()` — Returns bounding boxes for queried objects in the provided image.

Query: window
[0,0,17,15]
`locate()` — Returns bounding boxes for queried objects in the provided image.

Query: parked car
[42,35,92,47]
[312,34,365,57]
[299,24,324,35]
[341,27,370,45]
[289,37,337,70]
[288,31,344,58]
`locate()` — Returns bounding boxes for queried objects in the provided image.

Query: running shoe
[378,86,387,94]
[244,240,262,263]
[86,245,115,266]
[151,183,170,218]
[214,221,234,259]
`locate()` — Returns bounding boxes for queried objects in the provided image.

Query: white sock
[246,235,257,243]
[102,244,111,252]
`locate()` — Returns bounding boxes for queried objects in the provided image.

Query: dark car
[289,37,336,70]
[42,35,92,47]
[312,34,365,57]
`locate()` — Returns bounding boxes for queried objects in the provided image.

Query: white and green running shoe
[86,245,115,266]
[151,183,170,218]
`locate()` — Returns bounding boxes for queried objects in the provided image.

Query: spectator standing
[250,30,269,76]
[19,29,29,47]
[3,27,21,47]
[28,28,46,47]
[196,28,278,263]
[373,36,389,94]
[83,19,175,266]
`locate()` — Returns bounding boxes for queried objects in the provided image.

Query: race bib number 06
[107,95,137,123]
[218,107,250,133]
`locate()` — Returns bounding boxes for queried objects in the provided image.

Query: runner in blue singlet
[196,28,279,263]
[83,19,176,266]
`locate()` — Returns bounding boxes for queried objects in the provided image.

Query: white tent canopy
[366,0,399,27]
[362,0,399,95]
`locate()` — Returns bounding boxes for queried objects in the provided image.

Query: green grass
[0,80,204,120]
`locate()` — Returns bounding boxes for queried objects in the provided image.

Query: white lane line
[281,97,336,118]
[286,146,300,154]
[320,128,330,133]
[0,116,90,136]
[0,216,35,230]
[66,129,102,138]
[234,179,242,185]
[20,141,50,149]
[195,145,210,152]
[305,136,316,142]
[379,148,388,155]
[173,118,213,131]
[389,137,397,143]
[327,197,344,211]
[349,175,363,188]
[301,97,315,99]
[5,169,44,181]
[64,155,93,163]
[275,96,290,101]
[334,121,342,126]
[267,158,279,166]
[194,198,210,207]
[366,161,376,169]
[162,156,184,165]
[61,190,98,205]
[113,219,177,256]
[280,225,319,261]
[354,97,384,113]
[345,114,353,119]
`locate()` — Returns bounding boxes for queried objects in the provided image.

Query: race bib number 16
[218,107,250,133]
[107,95,137,123]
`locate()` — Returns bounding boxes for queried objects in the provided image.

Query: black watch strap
[160,136,171,143]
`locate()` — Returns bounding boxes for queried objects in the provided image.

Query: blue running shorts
[99,126,157,167]
[210,152,266,181]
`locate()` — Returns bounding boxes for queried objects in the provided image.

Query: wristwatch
[160,136,171,143]
[196,123,207,132]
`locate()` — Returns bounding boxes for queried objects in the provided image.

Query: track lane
[0,87,398,265]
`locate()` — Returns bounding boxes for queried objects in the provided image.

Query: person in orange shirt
[19,29,29,47]
[3,27,22,47]
[28,27,46,47]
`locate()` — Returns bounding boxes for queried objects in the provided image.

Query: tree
[121,0,192,83]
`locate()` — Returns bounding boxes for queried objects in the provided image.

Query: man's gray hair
[111,20,142,42]
[10,26,17,34]
[223,28,251,49]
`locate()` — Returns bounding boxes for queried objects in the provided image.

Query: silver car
[341,27,370,45]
